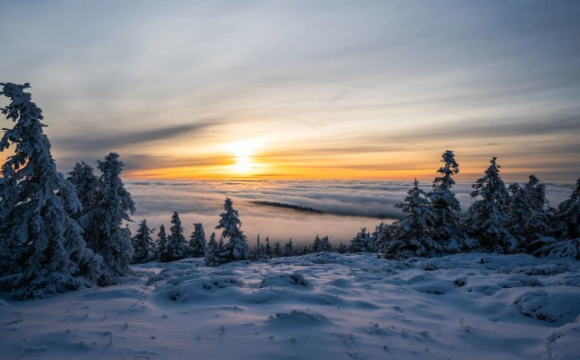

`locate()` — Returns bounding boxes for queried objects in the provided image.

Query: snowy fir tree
[264,237,272,257]
[155,224,168,261]
[428,150,462,251]
[371,222,396,252]
[89,152,136,277]
[252,234,263,260]
[319,236,331,252]
[188,223,206,257]
[206,232,217,253]
[273,242,282,257]
[464,157,517,254]
[0,83,107,299]
[554,178,580,240]
[284,239,294,256]
[66,161,98,220]
[533,178,580,259]
[206,198,250,266]
[310,235,322,253]
[384,179,439,259]
[522,175,552,242]
[350,227,373,252]
[337,242,348,253]
[131,219,155,264]
[506,182,531,249]
[164,211,189,262]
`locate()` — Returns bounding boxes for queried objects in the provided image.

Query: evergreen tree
[372,222,396,252]
[206,198,250,266]
[155,224,168,261]
[384,179,439,259]
[67,161,98,220]
[506,175,552,252]
[523,175,552,241]
[264,237,272,258]
[320,236,331,252]
[428,150,462,251]
[554,178,580,240]
[188,223,206,257]
[252,234,263,260]
[206,232,217,252]
[91,152,136,277]
[0,83,107,299]
[164,211,189,262]
[337,242,348,253]
[273,242,282,257]
[131,219,155,264]
[311,235,322,253]
[350,227,372,252]
[464,157,517,254]
[284,239,294,257]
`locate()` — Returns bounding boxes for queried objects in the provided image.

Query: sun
[225,140,261,174]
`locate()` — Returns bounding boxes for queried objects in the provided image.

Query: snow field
[1,253,579,359]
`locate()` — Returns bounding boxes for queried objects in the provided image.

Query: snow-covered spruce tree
[284,239,294,257]
[320,236,331,252]
[164,211,189,262]
[90,153,136,277]
[206,232,217,252]
[384,179,439,259]
[506,183,530,249]
[155,224,168,261]
[188,223,206,257]
[350,227,372,252]
[273,242,282,257]
[464,157,517,254]
[264,237,272,257]
[554,178,580,240]
[66,161,98,220]
[337,242,348,253]
[428,150,462,252]
[523,175,552,242]
[372,221,396,252]
[533,178,580,259]
[205,198,250,266]
[507,175,552,252]
[311,235,322,253]
[0,83,107,299]
[131,219,155,264]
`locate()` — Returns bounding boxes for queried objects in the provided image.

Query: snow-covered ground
[1,253,579,360]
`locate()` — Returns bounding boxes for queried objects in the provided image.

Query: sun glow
[225,139,262,175]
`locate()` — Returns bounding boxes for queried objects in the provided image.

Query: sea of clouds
[125,179,574,248]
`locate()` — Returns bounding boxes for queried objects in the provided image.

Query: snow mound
[268,310,334,326]
[513,289,580,323]
[545,321,580,359]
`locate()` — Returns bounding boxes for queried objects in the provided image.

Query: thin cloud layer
[125,179,573,248]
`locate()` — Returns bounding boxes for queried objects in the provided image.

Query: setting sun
[225,139,263,175]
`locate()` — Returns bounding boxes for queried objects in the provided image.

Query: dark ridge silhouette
[249,201,323,214]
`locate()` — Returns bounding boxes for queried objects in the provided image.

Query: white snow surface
[1,253,579,360]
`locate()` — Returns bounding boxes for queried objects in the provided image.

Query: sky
[1,1,580,181]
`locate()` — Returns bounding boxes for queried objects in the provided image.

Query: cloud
[124,179,574,247]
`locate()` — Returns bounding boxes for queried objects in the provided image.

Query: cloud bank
[125,179,573,248]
